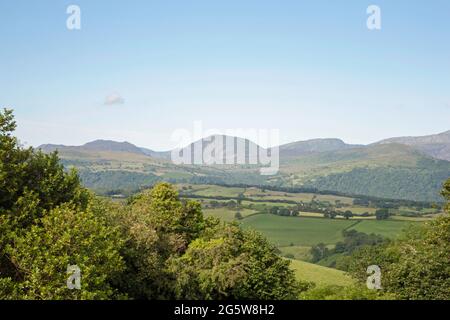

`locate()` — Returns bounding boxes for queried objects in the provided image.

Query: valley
[174,183,440,287]
[40,130,450,203]
[38,131,450,289]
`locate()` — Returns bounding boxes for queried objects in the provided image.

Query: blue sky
[1,0,449,150]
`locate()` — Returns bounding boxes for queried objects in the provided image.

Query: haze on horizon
[1,0,449,151]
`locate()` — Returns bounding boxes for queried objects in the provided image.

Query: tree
[1,109,90,287]
[270,206,280,215]
[347,178,450,299]
[375,208,390,220]
[0,109,119,299]
[3,202,125,299]
[310,243,329,263]
[343,210,353,220]
[169,222,306,300]
[114,183,204,299]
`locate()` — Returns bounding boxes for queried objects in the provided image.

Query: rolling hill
[375,130,450,161]
[280,138,361,158]
[40,140,148,155]
[288,259,354,287]
[37,130,450,202]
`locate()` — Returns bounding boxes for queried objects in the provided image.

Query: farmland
[176,182,437,288]
[179,184,434,247]
[240,215,358,246]
[288,259,355,287]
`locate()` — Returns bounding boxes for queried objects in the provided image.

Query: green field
[241,213,419,247]
[349,220,416,238]
[188,185,246,197]
[288,259,354,287]
[279,245,312,261]
[241,214,357,246]
[203,208,258,222]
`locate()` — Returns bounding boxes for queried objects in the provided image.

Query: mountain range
[374,130,450,161]
[38,130,450,202]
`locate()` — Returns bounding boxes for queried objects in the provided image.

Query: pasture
[241,215,357,246]
[288,259,354,287]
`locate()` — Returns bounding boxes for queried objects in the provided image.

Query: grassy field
[203,208,258,222]
[288,259,354,287]
[179,184,431,249]
[279,245,312,261]
[186,184,246,197]
[244,188,355,205]
[241,213,419,246]
[349,219,417,238]
[241,214,357,246]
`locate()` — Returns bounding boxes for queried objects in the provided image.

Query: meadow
[288,259,355,287]
[240,215,357,246]
[182,183,429,248]
[348,219,415,238]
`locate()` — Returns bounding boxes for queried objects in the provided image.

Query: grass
[349,219,417,238]
[288,259,354,287]
[279,245,312,261]
[192,185,246,197]
[241,214,356,246]
[241,214,418,247]
[181,184,428,248]
[202,208,258,222]
[245,189,354,205]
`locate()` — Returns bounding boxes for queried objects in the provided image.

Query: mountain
[39,139,174,160]
[292,144,450,202]
[140,147,171,159]
[280,138,361,157]
[375,130,450,161]
[39,140,147,155]
[37,132,450,202]
[175,135,266,165]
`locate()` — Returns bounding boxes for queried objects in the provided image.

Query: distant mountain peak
[81,140,143,153]
[374,130,450,161]
[280,138,361,157]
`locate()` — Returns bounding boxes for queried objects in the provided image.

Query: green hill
[39,136,450,202]
[281,144,450,202]
[288,259,354,287]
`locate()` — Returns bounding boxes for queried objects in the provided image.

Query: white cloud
[104,92,125,105]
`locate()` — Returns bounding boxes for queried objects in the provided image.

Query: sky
[1,0,449,150]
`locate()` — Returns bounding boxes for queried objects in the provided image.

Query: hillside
[280,138,361,157]
[38,132,450,202]
[281,144,450,202]
[375,130,450,161]
[40,140,148,155]
[175,135,266,165]
[288,259,354,287]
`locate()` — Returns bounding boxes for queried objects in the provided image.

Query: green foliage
[312,230,385,268]
[114,183,205,299]
[0,109,305,300]
[1,109,87,263]
[169,222,305,300]
[300,284,396,300]
[343,210,353,219]
[3,202,125,299]
[310,244,329,263]
[347,182,450,300]
[443,178,450,211]
[306,167,450,202]
[77,169,160,195]
[375,208,390,220]
[1,110,448,300]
